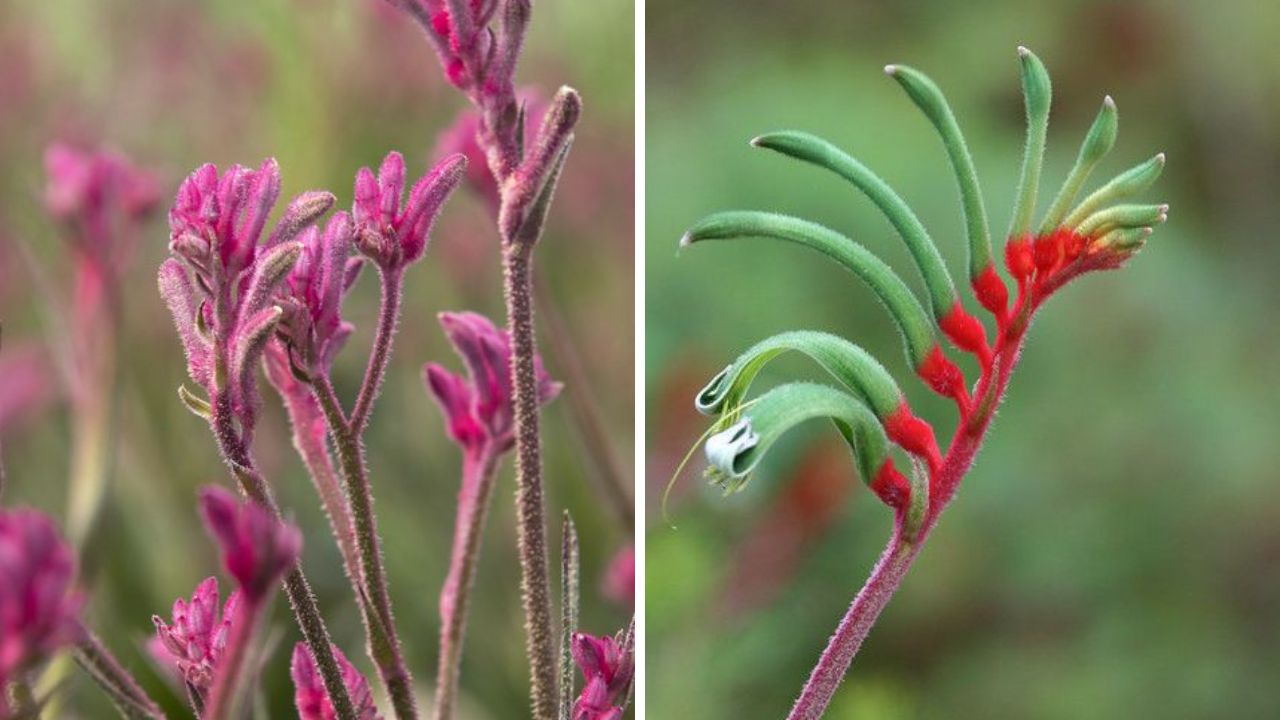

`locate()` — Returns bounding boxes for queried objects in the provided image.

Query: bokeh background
[647,1,1279,718]
[0,0,633,717]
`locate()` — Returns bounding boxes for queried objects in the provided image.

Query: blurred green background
[646,1,1279,718]
[0,0,633,717]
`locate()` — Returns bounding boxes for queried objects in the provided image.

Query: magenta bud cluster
[151,576,239,696]
[352,150,468,270]
[570,631,633,720]
[423,310,560,455]
[198,486,302,601]
[276,212,364,377]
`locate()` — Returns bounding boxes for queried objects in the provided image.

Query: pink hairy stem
[433,444,501,720]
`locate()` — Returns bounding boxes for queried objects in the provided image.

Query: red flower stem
[201,590,263,720]
[788,295,1035,719]
[502,241,560,720]
[786,518,919,720]
[434,444,502,720]
[350,266,403,436]
[311,376,418,720]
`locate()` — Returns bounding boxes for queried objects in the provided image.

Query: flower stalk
[432,444,498,720]
[159,159,359,719]
[424,310,560,720]
[683,47,1168,719]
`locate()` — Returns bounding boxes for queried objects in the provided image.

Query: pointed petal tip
[1155,152,1166,164]
[1103,94,1116,108]
[1017,45,1031,57]
[883,64,898,76]
[678,232,693,249]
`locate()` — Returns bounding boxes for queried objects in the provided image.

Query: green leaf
[751,130,959,320]
[1039,95,1119,233]
[681,211,936,369]
[703,382,891,495]
[1062,153,1166,229]
[884,64,994,279]
[178,384,212,420]
[696,330,903,423]
[1008,47,1052,238]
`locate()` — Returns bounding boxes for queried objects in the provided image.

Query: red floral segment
[1004,233,1035,280]
[883,402,941,471]
[916,345,969,409]
[868,460,911,511]
[971,264,1008,318]
[1033,227,1068,275]
[939,301,990,361]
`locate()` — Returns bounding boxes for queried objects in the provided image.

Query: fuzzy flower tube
[681,48,1167,719]
[424,310,560,720]
[385,1,585,717]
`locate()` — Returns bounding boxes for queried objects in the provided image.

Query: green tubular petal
[751,131,959,320]
[1094,226,1153,251]
[1039,96,1119,233]
[703,382,890,494]
[1062,153,1165,228]
[1075,203,1167,237]
[682,211,936,368]
[1008,47,1052,238]
[695,330,903,421]
[884,64,994,279]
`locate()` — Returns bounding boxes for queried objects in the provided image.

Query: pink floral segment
[351,150,467,270]
[197,486,302,601]
[291,642,382,720]
[160,159,332,432]
[0,508,82,707]
[276,211,363,376]
[570,631,633,720]
[602,544,634,607]
[151,576,238,696]
[423,310,561,455]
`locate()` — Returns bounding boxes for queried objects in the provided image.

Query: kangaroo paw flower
[151,576,238,700]
[424,310,561,455]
